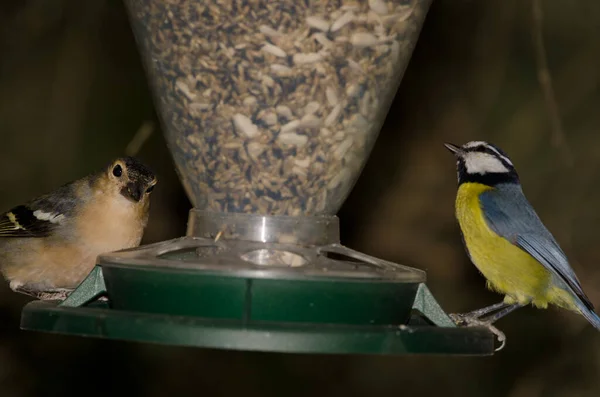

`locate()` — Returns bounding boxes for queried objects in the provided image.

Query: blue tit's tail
[578,303,600,330]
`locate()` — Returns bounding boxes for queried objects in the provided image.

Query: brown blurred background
[2,0,600,396]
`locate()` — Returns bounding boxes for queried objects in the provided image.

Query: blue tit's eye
[112,164,123,177]
[146,185,154,193]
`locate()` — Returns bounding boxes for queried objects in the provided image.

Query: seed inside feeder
[125,0,429,215]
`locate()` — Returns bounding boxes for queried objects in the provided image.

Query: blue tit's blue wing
[515,234,593,310]
[480,184,594,310]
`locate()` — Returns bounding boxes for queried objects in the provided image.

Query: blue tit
[444,141,600,335]
[0,157,157,301]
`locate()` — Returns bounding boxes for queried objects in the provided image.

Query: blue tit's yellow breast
[455,182,554,307]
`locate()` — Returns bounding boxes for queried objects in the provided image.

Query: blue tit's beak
[444,143,462,156]
[121,182,143,202]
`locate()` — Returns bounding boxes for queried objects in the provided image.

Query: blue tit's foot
[449,313,507,352]
[452,301,510,320]
[449,312,474,324]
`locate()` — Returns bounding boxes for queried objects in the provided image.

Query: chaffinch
[0,157,157,300]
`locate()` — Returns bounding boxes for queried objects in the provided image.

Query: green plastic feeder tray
[20,0,496,355]
[20,211,495,356]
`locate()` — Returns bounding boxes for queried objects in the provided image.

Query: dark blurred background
[2,0,600,396]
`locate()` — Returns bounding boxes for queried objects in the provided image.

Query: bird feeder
[20,0,495,355]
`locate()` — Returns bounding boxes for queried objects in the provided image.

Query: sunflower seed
[233,114,259,138]
[306,16,330,32]
[331,11,355,32]
[261,43,287,57]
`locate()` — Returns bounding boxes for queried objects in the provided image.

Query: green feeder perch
[21,0,495,355]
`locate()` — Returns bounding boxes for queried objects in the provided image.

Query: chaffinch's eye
[112,164,123,177]
[146,185,154,193]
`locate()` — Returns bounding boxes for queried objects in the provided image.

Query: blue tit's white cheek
[463,152,510,174]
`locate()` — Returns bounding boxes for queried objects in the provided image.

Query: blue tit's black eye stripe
[465,145,500,156]
[487,143,511,158]
[483,147,514,169]
[465,142,510,158]
[463,144,515,170]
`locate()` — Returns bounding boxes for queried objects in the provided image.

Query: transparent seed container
[125,0,431,216]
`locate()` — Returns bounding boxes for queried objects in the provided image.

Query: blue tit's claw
[449,313,471,325]
[449,313,506,352]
